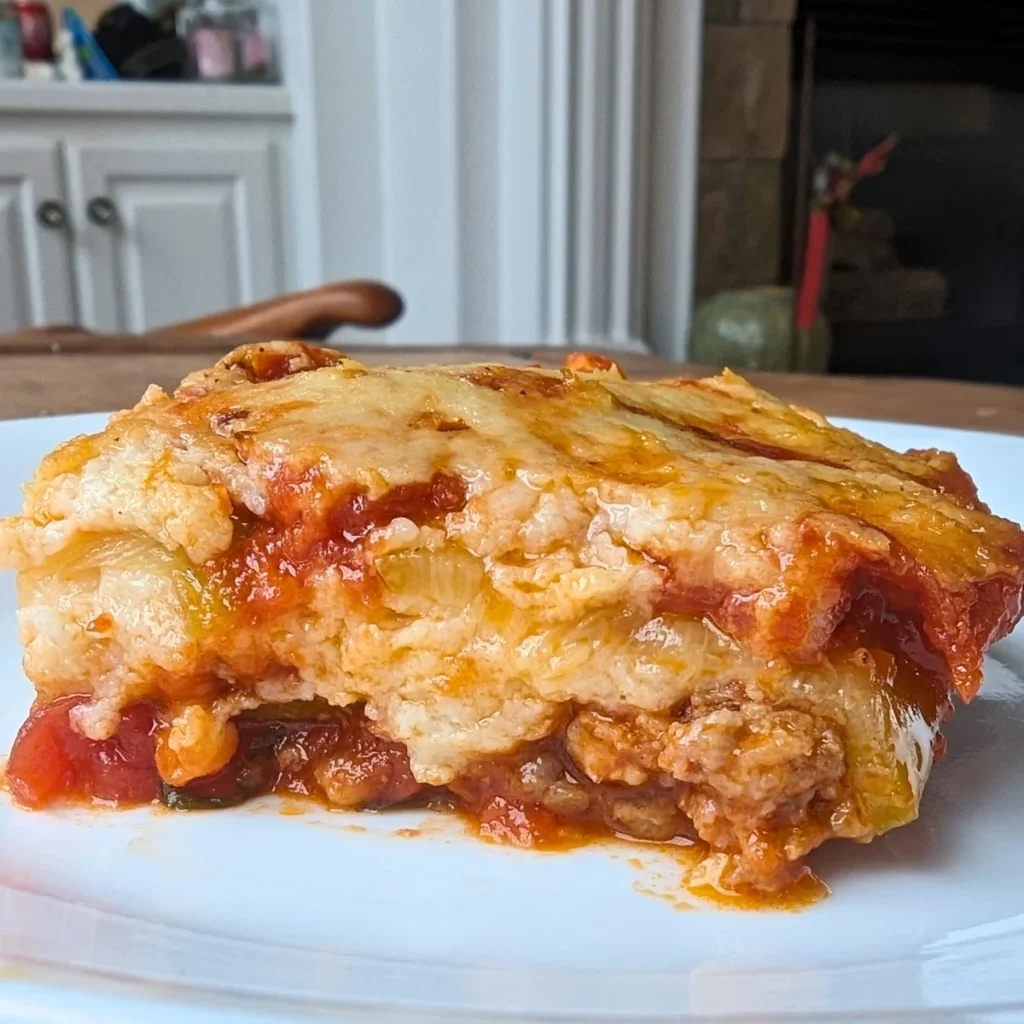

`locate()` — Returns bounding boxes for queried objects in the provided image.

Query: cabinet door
[0,140,75,331]
[64,140,283,333]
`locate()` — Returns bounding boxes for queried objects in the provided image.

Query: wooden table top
[1,334,1023,436]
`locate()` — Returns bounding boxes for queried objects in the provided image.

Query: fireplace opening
[786,0,1024,384]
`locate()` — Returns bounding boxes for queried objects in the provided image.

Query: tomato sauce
[832,582,953,732]
[5,699,421,813]
[222,343,347,383]
[206,471,468,626]
[463,366,569,398]
[6,696,161,808]
[162,706,421,810]
[6,699,681,860]
[448,769,568,848]
[3,698,824,908]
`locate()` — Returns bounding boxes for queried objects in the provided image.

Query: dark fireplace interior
[789,0,1024,384]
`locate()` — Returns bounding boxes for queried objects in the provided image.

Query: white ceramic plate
[1,413,1023,1024]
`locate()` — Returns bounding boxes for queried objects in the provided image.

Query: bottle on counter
[12,0,54,79]
[0,2,24,79]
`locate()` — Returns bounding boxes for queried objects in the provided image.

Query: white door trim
[646,0,705,359]
[277,0,324,291]
[299,0,704,353]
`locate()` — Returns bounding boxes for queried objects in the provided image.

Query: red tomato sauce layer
[5,698,419,812]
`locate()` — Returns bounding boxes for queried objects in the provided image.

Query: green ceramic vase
[690,286,831,372]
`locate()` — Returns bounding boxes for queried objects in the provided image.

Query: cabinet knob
[87,197,118,228]
[37,200,68,230]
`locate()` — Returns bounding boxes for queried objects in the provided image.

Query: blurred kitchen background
[2,0,1021,385]
[0,0,703,357]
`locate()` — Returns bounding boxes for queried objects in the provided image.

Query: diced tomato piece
[5,700,77,808]
[84,704,163,804]
[477,795,559,847]
[7,696,161,808]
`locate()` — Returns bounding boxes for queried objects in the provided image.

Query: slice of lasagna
[2,342,1022,895]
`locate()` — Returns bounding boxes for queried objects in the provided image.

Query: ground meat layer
[6,691,857,893]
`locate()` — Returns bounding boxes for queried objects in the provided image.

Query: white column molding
[609,0,643,345]
[375,0,462,343]
[297,0,702,353]
[496,0,546,343]
[645,0,705,358]
[276,0,323,292]
[542,0,573,345]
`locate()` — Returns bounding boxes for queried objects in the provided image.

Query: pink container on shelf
[177,0,279,83]
[191,25,235,79]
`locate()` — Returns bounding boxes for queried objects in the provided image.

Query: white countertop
[0,80,292,118]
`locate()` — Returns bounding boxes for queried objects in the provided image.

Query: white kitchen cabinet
[0,83,293,334]
[64,139,283,333]
[0,139,75,331]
